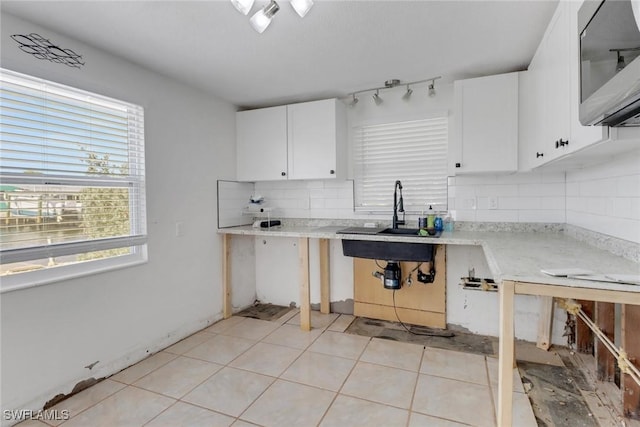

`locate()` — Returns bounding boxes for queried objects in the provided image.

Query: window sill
[0,247,148,294]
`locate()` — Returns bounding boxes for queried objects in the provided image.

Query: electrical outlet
[175,221,184,237]
[488,196,498,210]
[463,197,476,210]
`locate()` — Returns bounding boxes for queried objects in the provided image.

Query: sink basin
[378,227,441,237]
[379,227,421,235]
[342,239,434,262]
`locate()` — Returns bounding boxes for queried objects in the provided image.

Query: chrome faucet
[392,180,405,229]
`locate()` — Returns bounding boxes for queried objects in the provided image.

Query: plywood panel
[353,244,445,328]
[595,302,615,382]
[576,300,594,354]
[622,304,640,420]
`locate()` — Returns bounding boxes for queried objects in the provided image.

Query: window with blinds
[353,116,448,212]
[0,68,147,291]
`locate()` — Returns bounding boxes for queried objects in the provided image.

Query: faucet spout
[392,180,405,229]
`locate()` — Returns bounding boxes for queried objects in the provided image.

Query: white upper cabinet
[287,99,346,180]
[237,106,288,181]
[236,99,346,182]
[453,72,519,174]
[518,1,608,171]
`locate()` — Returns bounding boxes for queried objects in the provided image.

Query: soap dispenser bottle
[426,205,435,229]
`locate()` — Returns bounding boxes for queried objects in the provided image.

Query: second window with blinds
[353,116,449,213]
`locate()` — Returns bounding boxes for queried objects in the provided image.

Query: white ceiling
[1,0,558,109]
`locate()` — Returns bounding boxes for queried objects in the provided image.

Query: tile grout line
[406,345,427,427]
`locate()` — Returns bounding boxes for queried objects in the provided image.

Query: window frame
[351,112,449,214]
[0,68,148,293]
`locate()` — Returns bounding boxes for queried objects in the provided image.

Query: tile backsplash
[251,170,567,225]
[566,150,640,244]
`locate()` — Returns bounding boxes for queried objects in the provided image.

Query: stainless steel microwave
[579,0,640,126]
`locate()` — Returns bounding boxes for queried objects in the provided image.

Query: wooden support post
[222,234,232,319]
[299,237,311,331]
[537,296,554,350]
[595,302,616,382]
[319,238,330,315]
[577,300,595,354]
[622,304,640,419]
[498,280,516,427]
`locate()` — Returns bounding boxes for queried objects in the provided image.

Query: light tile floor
[20,312,536,427]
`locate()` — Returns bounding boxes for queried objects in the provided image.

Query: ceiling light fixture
[250,0,280,33]
[347,76,441,107]
[290,0,314,18]
[231,0,255,15]
[373,90,383,105]
[233,0,313,33]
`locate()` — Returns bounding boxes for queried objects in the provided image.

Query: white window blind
[353,116,448,212]
[0,68,147,288]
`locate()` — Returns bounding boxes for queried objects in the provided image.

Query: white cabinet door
[453,72,519,174]
[518,1,609,172]
[287,99,346,180]
[236,106,288,181]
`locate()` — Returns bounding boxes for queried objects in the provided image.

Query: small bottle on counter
[426,205,435,229]
[434,216,443,232]
[443,212,454,232]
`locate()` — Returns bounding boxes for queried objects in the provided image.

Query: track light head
[231,0,255,15]
[428,81,436,97]
[402,85,413,100]
[290,0,314,18]
[349,93,359,106]
[373,90,383,105]
[616,52,626,72]
[250,0,280,33]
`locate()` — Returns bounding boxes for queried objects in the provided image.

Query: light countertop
[218,225,640,293]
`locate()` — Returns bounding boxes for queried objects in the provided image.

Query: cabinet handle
[559,138,569,147]
[281,172,286,176]
[536,152,544,158]
[555,140,560,149]
[330,169,335,175]
[455,163,461,168]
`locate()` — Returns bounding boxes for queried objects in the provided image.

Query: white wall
[1,13,239,418]
[566,149,640,244]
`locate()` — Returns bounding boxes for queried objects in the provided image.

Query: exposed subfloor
[345,315,639,427]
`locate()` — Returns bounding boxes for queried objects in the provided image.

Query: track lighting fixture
[373,90,383,105]
[347,76,441,107]
[233,0,313,33]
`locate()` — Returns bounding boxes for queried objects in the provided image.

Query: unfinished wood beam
[319,238,330,314]
[222,234,232,319]
[577,300,595,354]
[536,296,554,350]
[498,280,516,427]
[596,302,616,382]
[622,304,640,420]
[299,237,311,331]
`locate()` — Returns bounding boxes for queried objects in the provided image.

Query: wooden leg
[577,300,595,354]
[498,280,515,427]
[595,302,615,382]
[299,237,311,331]
[622,304,640,419]
[536,296,554,350]
[222,234,232,319]
[319,238,330,315]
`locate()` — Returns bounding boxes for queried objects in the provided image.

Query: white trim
[0,245,147,294]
